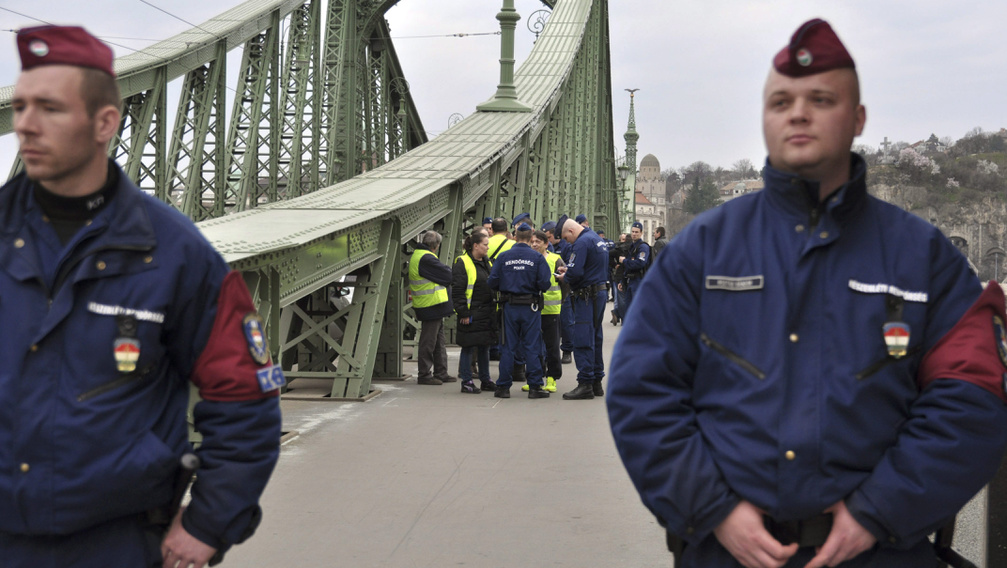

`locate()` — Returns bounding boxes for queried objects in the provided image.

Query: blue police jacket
[555,239,572,263]
[563,228,608,290]
[0,166,281,549]
[488,242,551,295]
[607,154,1007,552]
[623,238,650,276]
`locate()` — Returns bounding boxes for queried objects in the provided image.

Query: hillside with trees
[661,127,1007,282]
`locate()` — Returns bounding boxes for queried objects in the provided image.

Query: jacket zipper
[855,345,922,380]
[700,333,766,380]
[78,364,155,402]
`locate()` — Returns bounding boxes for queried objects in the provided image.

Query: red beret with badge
[17,25,116,77]
[773,18,855,78]
[918,282,1007,404]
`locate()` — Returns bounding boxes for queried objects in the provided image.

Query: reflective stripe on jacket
[543,252,562,315]
[456,252,492,309]
[409,249,449,308]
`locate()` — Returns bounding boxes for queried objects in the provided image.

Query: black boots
[593,381,604,396]
[561,351,573,364]
[611,310,619,325]
[562,382,595,400]
[528,385,550,399]
[494,385,511,398]
[512,365,526,382]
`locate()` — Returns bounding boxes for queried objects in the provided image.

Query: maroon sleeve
[191,270,279,401]
[918,281,1007,403]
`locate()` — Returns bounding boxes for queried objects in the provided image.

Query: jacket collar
[1,161,157,250]
[761,152,868,224]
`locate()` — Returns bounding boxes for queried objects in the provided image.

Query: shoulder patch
[994,315,1007,369]
[191,271,279,401]
[243,313,270,365]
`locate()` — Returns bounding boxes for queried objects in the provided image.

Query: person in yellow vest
[487,217,515,262]
[523,230,565,392]
[451,231,498,393]
[409,231,455,385]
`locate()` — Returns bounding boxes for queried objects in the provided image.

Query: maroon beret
[773,19,854,77]
[17,25,115,77]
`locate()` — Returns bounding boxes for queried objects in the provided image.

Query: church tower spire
[621,89,640,231]
[624,89,640,175]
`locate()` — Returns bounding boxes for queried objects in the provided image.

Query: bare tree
[732,159,756,179]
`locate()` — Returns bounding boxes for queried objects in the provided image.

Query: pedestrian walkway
[223,316,671,567]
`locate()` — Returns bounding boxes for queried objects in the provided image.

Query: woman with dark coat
[452,231,498,393]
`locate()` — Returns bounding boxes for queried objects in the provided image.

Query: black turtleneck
[33,160,119,245]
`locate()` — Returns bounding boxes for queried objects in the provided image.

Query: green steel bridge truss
[0,0,621,400]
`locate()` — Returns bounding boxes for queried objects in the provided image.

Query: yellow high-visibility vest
[543,252,562,315]
[409,249,449,308]
[487,234,514,260]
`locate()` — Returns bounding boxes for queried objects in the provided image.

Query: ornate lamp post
[477,0,532,112]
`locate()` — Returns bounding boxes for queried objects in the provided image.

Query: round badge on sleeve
[243,312,270,365]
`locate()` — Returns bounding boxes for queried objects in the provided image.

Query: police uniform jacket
[563,229,608,290]
[451,254,498,348]
[607,154,1007,553]
[487,242,551,296]
[0,166,282,550]
[555,239,573,263]
[623,239,650,278]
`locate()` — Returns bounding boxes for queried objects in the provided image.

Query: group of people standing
[605,224,668,325]
[409,213,611,400]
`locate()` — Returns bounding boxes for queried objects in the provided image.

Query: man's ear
[94,104,121,146]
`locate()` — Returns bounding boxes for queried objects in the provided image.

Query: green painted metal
[477,0,532,113]
[0,0,620,400]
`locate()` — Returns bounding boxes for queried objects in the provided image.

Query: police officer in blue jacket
[546,222,576,364]
[3,26,281,568]
[556,215,609,400]
[619,221,650,314]
[607,19,1007,568]
[597,230,615,301]
[488,223,552,398]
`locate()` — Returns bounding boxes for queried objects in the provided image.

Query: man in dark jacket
[607,19,1007,568]
[651,226,668,259]
[3,25,281,568]
[409,231,456,385]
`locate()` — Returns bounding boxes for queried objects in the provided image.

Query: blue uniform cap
[516,222,532,232]
[540,221,556,233]
[512,212,530,226]
[631,221,643,230]
[556,215,570,234]
[575,214,587,223]
[482,217,493,224]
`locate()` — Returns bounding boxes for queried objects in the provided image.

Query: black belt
[763,513,832,548]
[499,293,539,305]
[571,284,604,300]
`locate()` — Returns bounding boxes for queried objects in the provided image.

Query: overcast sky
[2,0,1005,175]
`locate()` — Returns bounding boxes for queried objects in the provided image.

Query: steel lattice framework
[0,0,620,401]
